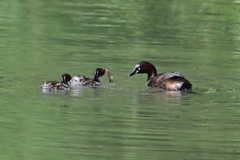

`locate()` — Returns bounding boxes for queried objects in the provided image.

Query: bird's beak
[105,69,109,73]
[128,69,137,77]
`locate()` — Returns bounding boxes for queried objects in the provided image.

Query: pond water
[1,0,240,159]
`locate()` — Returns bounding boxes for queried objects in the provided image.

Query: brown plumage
[70,68,109,86]
[129,61,192,91]
[40,73,72,90]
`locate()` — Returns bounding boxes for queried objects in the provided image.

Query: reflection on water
[70,86,103,97]
[130,88,188,105]
[40,88,70,94]
[151,89,186,101]
[2,0,240,160]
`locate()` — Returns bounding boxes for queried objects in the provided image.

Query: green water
[1,0,240,159]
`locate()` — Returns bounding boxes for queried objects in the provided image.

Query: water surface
[1,0,240,160]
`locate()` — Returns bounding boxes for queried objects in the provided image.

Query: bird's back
[147,72,192,91]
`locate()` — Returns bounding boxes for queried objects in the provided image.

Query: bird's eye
[138,67,141,70]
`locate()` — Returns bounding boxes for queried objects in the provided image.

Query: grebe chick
[40,73,72,90]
